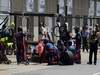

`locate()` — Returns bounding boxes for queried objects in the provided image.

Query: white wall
[0,0,10,12]
[96,2,100,16]
[26,0,34,12]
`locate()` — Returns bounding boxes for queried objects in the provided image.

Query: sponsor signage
[58,0,65,16]
[67,0,73,15]
[26,0,34,12]
[38,0,45,13]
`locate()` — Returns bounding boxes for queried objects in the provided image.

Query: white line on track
[93,72,100,75]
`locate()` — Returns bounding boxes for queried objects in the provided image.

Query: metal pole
[94,0,97,17]
[65,0,67,17]
[94,0,97,28]
[14,15,17,32]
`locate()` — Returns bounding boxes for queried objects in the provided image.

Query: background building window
[0,0,10,12]
[26,0,34,12]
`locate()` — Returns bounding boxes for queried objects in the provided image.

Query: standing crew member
[87,31,99,65]
[16,27,25,64]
